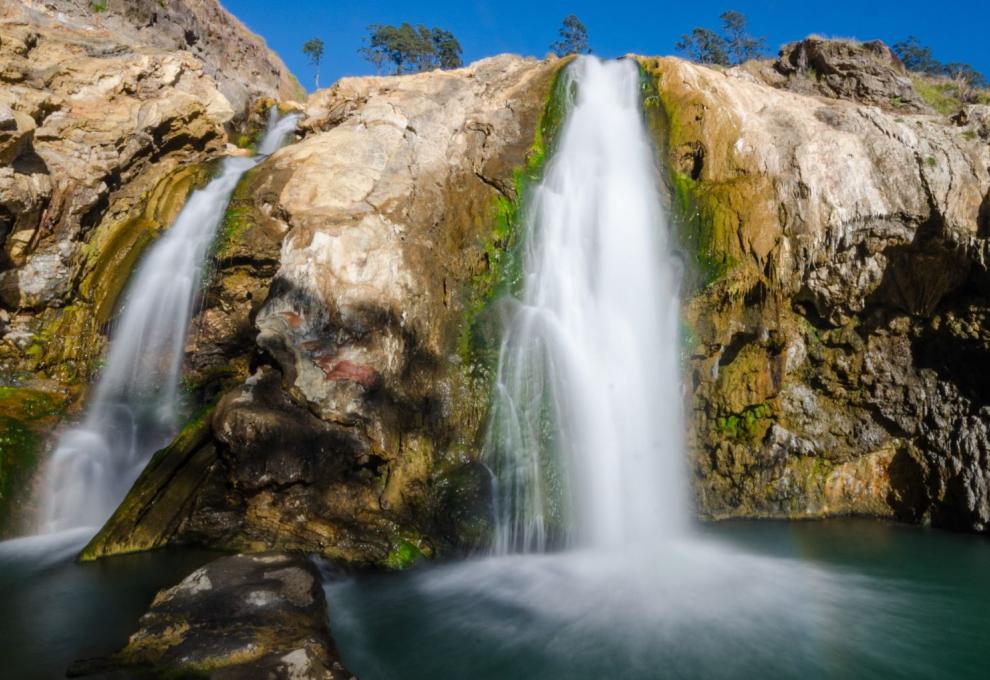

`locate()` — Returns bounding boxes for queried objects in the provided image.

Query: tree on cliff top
[551,15,591,56]
[359,24,463,75]
[302,38,325,90]
[676,10,765,66]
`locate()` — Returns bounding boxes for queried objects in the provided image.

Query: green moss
[963,130,978,141]
[670,171,738,289]
[215,168,259,258]
[925,156,937,168]
[0,388,66,535]
[715,402,773,443]
[384,538,425,570]
[638,61,739,291]
[457,60,574,371]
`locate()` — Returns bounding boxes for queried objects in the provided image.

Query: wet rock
[68,552,354,679]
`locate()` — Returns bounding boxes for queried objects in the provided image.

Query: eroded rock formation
[83,55,564,565]
[5,16,990,567]
[641,39,990,531]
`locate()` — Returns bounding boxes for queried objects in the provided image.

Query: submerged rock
[69,552,354,679]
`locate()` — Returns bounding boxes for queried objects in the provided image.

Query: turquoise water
[0,533,216,680]
[326,520,990,680]
[0,521,986,679]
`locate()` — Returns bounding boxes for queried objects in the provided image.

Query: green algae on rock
[0,386,67,536]
[640,42,990,530]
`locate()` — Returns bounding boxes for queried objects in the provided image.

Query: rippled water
[326,520,990,680]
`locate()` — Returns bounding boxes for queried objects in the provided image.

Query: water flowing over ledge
[37,109,300,536]
[486,56,687,554]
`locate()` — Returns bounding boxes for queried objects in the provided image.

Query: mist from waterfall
[38,109,300,535]
[486,57,686,554]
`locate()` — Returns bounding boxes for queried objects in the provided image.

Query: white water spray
[39,109,300,534]
[487,57,686,553]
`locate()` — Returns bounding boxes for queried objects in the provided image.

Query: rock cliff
[4,19,990,562]
[641,39,990,531]
[0,0,298,536]
[82,55,564,565]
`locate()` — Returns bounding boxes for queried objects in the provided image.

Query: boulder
[69,552,354,679]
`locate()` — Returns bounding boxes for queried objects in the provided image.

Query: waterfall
[39,109,301,535]
[486,57,686,554]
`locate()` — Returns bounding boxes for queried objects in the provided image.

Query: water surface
[0,533,217,680]
[326,520,990,680]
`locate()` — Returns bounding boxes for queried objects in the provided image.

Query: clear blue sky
[222,0,990,91]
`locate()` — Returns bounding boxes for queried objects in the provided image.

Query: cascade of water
[39,110,301,535]
[486,56,686,554]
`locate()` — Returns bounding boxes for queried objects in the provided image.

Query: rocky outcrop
[641,45,990,531]
[23,0,302,113]
[82,55,565,565]
[69,552,354,679]
[761,37,927,111]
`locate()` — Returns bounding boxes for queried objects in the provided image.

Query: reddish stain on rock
[314,354,380,388]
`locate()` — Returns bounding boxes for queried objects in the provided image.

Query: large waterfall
[487,57,686,554]
[39,110,300,535]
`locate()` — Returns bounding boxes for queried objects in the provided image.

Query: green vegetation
[359,24,462,75]
[0,388,66,535]
[676,11,766,66]
[894,37,988,113]
[458,62,573,370]
[670,171,738,289]
[215,168,258,258]
[550,15,591,57]
[302,38,325,90]
[90,0,108,12]
[385,538,425,570]
[893,36,986,88]
[716,402,773,442]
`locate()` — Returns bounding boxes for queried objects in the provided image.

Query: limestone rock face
[85,55,562,564]
[0,0,298,377]
[69,552,354,679]
[642,50,990,531]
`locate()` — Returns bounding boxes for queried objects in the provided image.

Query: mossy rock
[384,538,426,570]
[79,163,211,326]
[637,57,779,293]
[0,387,67,536]
[80,405,217,561]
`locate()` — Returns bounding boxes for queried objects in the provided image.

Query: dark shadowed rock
[68,552,355,679]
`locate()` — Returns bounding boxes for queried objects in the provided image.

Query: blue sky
[223,0,990,91]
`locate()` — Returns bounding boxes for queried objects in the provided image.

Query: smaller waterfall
[486,57,686,554]
[40,109,300,534]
